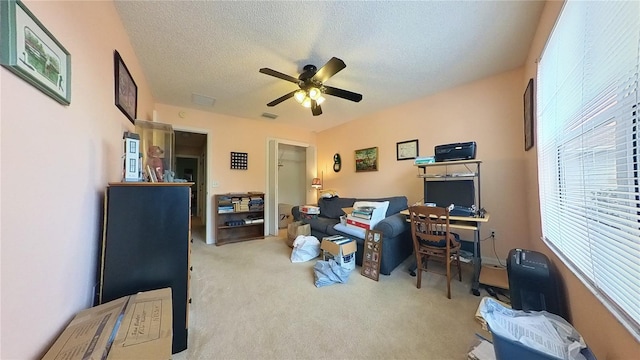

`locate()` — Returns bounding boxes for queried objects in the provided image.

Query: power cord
[491,234,506,268]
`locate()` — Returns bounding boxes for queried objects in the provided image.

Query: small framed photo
[0,0,71,105]
[524,78,534,151]
[396,139,419,161]
[230,151,248,170]
[355,147,378,172]
[114,50,137,124]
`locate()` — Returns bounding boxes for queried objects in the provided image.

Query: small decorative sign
[230,151,248,170]
[361,229,383,281]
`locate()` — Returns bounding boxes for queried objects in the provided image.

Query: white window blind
[537,0,640,338]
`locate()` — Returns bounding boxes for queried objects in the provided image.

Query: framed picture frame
[230,151,248,170]
[396,139,419,161]
[0,0,71,105]
[355,147,378,172]
[114,50,137,124]
[524,78,534,151]
[361,230,383,281]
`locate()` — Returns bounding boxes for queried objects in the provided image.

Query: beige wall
[155,103,316,195]
[0,1,154,358]
[522,1,640,358]
[317,68,529,263]
[1,1,637,358]
[154,103,317,242]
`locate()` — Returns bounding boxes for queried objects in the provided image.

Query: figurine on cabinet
[147,145,165,182]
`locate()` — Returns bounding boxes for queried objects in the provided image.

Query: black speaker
[507,248,566,319]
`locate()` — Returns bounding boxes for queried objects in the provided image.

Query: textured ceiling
[115,1,545,132]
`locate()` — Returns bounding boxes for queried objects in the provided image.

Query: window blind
[537,0,640,338]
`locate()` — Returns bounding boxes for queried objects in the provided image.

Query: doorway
[266,139,317,236]
[175,130,208,232]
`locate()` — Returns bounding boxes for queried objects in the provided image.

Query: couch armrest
[373,213,409,239]
[291,206,301,221]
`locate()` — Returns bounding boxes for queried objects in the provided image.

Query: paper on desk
[480,298,587,360]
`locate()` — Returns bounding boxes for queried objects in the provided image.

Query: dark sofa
[292,196,413,275]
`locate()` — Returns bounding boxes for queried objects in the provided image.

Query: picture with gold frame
[355,147,378,172]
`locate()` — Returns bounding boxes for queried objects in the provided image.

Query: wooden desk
[400,209,490,296]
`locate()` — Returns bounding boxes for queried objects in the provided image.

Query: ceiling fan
[259,57,363,116]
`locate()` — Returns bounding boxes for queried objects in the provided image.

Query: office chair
[408,205,462,299]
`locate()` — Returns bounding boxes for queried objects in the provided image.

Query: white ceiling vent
[191,93,216,107]
[261,112,278,119]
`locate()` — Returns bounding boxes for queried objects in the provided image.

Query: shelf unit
[415,159,482,209]
[414,160,484,296]
[214,193,265,245]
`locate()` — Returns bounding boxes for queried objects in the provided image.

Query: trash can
[481,298,596,360]
[491,326,596,360]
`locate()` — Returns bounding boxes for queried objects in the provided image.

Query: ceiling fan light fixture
[301,97,312,108]
[294,90,306,104]
[316,95,326,105]
[308,87,321,100]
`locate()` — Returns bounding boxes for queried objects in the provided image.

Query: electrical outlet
[490,229,496,238]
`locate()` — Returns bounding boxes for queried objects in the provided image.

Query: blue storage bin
[491,326,596,360]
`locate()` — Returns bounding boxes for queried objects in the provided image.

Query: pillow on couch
[352,201,389,228]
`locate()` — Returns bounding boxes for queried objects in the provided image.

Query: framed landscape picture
[355,147,378,172]
[0,0,71,105]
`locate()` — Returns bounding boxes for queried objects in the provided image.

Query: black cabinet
[98,183,192,354]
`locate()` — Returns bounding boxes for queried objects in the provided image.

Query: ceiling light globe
[294,90,306,103]
[308,87,321,100]
[302,97,312,108]
[316,95,326,105]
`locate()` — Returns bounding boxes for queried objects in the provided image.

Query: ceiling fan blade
[311,100,322,116]
[312,57,346,83]
[324,86,363,102]
[266,91,296,107]
[259,68,300,84]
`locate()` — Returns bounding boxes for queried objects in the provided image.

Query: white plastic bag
[290,235,320,263]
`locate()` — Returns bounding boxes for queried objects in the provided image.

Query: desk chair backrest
[408,205,462,298]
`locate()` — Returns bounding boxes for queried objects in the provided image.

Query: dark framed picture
[230,151,248,170]
[0,0,71,105]
[396,139,419,160]
[114,50,137,124]
[355,147,378,172]
[524,78,534,151]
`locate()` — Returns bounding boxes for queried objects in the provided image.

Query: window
[537,0,639,338]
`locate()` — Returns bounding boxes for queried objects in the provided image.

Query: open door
[266,140,278,236]
[266,139,317,236]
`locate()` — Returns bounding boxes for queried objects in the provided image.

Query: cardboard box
[321,236,357,271]
[42,288,173,360]
[300,205,320,214]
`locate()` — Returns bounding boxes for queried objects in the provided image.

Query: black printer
[434,141,477,162]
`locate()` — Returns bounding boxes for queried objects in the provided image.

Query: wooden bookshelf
[214,193,265,245]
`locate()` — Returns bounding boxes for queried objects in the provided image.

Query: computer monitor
[424,180,475,208]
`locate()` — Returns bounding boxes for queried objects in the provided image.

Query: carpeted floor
[173,225,486,359]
